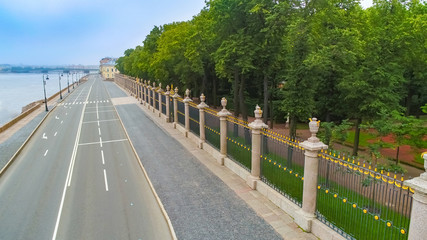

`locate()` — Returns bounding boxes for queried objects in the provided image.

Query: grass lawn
[345,130,377,147]
[317,187,410,240]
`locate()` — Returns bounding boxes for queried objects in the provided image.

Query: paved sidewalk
[104,81,318,240]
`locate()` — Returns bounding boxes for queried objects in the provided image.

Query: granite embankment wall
[0,86,69,134]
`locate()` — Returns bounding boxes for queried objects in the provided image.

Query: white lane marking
[72,88,85,104]
[55,116,59,119]
[101,150,105,165]
[83,110,115,114]
[53,84,92,240]
[82,119,119,124]
[66,112,68,115]
[61,120,63,124]
[97,121,100,127]
[103,169,109,192]
[42,133,47,139]
[44,150,48,156]
[96,101,99,120]
[98,127,101,135]
[78,139,128,146]
[54,132,57,137]
[99,137,103,147]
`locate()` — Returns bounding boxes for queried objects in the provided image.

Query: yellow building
[99,57,119,79]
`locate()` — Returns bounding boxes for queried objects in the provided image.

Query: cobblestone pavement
[104,81,318,240]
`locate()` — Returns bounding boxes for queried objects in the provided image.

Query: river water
[0,73,77,126]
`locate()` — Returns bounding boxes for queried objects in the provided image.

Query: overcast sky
[0,0,373,66]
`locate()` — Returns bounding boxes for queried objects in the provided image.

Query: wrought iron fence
[161,94,166,115]
[204,109,220,150]
[316,151,413,240]
[177,99,185,127]
[155,92,159,110]
[189,103,200,136]
[169,97,174,122]
[260,130,305,206]
[226,118,251,171]
[150,91,154,108]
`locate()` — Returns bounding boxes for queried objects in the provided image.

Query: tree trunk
[233,68,240,117]
[202,68,207,96]
[289,114,297,140]
[352,118,362,156]
[269,95,273,129]
[239,75,248,122]
[263,74,269,123]
[395,146,400,164]
[212,76,217,107]
[405,89,413,116]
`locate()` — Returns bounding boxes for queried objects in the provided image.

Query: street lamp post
[43,74,49,111]
[59,73,63,100]
[72,73,75,89]
[67,72,70,93]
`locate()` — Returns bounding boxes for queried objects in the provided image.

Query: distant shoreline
[0,65,98,74]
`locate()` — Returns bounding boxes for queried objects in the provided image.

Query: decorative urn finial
[254,105,262,119]
[221,97,227,110]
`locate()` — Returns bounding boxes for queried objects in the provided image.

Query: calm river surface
[0,73,75,126]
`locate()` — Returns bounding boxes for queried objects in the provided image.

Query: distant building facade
[99,57,119,79]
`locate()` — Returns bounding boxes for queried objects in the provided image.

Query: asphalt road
[0,74,172,240]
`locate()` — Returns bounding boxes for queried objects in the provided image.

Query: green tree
[339,0,406,155]
[372,110,427,164]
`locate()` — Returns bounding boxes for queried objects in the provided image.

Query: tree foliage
[116,0,427,154]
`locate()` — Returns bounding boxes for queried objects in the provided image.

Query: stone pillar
[165,85,171,122]
[405,152,427,240]
[142,81,145,105]
[147,81,151,110]
[197,93,208,149]
[183,89,192,136]
[217,97,231,165]
[172,87,179,129]
[247,105,268,190]
[296,118,328,232]
[139,83,143,104]
[157,83,163,117]
[152,82,156,113]
[144,80,148,106]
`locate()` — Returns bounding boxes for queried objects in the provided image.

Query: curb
[102,81,178,240]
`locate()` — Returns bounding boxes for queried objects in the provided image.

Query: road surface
[0,74,173,240]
